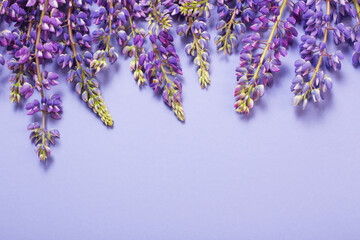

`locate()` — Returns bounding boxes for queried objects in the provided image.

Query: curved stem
[151,45,172,86]
[67,2,81,68]
[105,0,113,52]
[191,27,205,68]
[222,0,240,55]
[151,0,161,25]
[150,42,184,121]
[189,17,209,88]
[253,0,288,81]
[66,1,112,126]
[67,3,87,80]
[308,0,330,89]
[26,21,33,41]
[34,0,49,143]
[26,5,38,42]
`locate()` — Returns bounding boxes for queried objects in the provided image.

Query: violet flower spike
[140,0,173,34]
[235,0,298,114]
[120,1,148,86]
[127,22,147,86]
[215,0,255,55]
[92,0,118,69]
[177,0,212,89]
[23,0,64,161]
[0,0,64,161]
[58,0,113,126]
[93,1,147,87]
[142,0,185,121]
[0,8,35,103]
[291,0,349,109]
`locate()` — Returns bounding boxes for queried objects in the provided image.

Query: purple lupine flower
[92,0,127,66]
[14,46,30,64]
[118,1,147,86]
[58,0,113,126]
[0,0,66,161]
[215,0,255,55]
[176,0,212,89]
[142,0,185,121]
[20,82,34,99]
[25,100,40,115]
[45,94,63,120]
[291,0,350,109]
[235,0,298,114]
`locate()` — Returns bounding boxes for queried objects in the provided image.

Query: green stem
[34,0,49,145]
[152,47,172,87]
[188,17,209,88]
[67,2,80,68]
[67,3,88,91]
[67,2,92,80]
[105,0,113,52]
[253,0,288,80]
[222,0,240,55]
[308,0,330,90]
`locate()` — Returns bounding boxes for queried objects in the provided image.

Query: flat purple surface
[1,30,360,239]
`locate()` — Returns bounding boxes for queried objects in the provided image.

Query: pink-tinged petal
[26,0,37,7]
[48,0,59,8]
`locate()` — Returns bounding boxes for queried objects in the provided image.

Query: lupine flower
[58,0,113,126]
[1,29,32,103]
[291,0,349,109]
[235,0,299,114]
[140,0,173,32]
[127,29,147,86]
[118,0,147,86]
[215,0,255,55]
[3,0,360,164]
[92,0,148,112]
[15,46,30,64]
[2,0,65,161]
[176,0,212,89]
[141,0,185,121]
[92,0,132,67]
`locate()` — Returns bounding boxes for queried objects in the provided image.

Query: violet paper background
[0,24,360,239]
